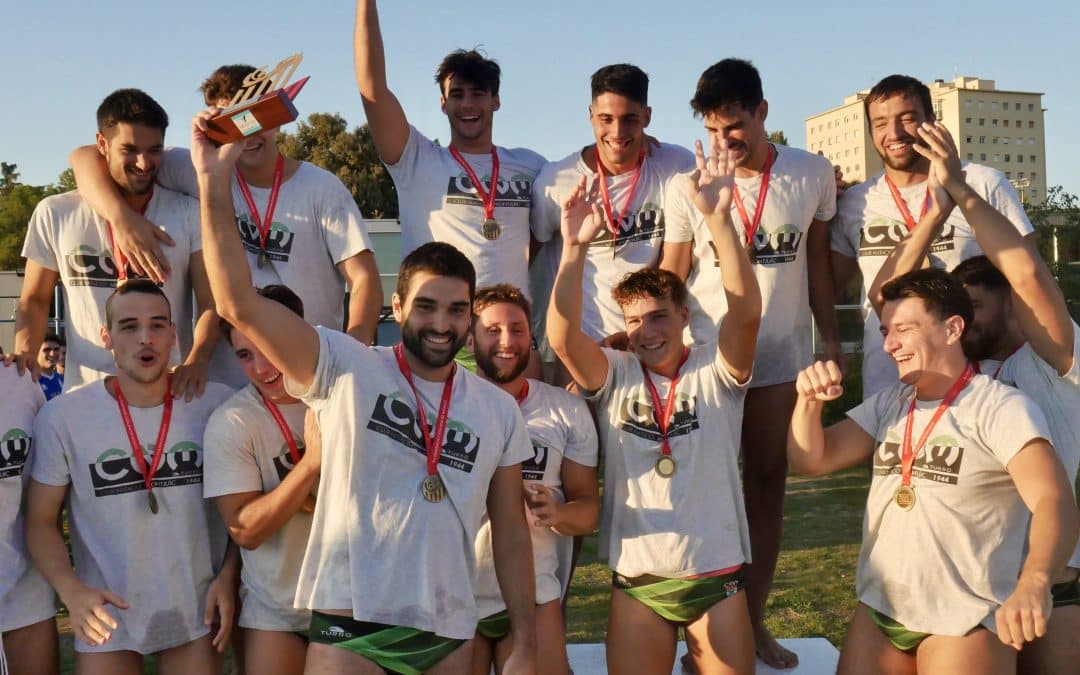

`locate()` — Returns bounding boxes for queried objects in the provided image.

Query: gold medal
[257,250,268,269]
[655,455,677,478]
[894,485,915,511]
[420,474,446,503]
[482,218,501,241]
[147,491,159,514]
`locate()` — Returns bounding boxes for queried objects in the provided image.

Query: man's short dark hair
[104,279,172,329]
[864,74,935,122]
[952,255,1011,295]
[690,58,763,117]
[612,268,688,309]
[97,89,169,137]
[220,285,305,345]
[397,242,476,303]
[591,64,649,106]
[472,284,532,330]
[42,331,65,347]
[880,268,973,334]
[434,50,500,97]
[201,64,258,106]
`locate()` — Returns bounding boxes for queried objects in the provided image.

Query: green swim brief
[867,607,930,653]
[476,609,511,641]
[613,566,745,626]
[309,611,465,675]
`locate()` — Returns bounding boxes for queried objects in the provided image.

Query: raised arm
[69,145,174,283]
[353,0,411,165]
[191,112,319,391]
[916,122,1074,375]
[686,138,761,381]
[547,176,609,392]
[788,360,876,476]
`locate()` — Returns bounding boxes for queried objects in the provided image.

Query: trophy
[204,53,310,145]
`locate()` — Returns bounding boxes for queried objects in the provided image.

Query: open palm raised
[688,137,736,216]
[560,175,607,246]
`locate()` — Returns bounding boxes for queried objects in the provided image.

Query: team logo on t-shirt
[0,428,31,480]
[89,442,204,497]
[367,393,480,473]
[617,391,699,442]
[446,172,532,209]
[858,215,956,257]
[749,224,803,265]
[873,436,965,485]
[63,245,144,287]
[236,215,296,263]
[522,441,548,481]
[589,202,664,253]
[272,441,306,481]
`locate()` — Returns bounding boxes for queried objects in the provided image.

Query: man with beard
[531,63,693,368]
[830,74,1033,399]
[191,107,539,674]
[659,58,839,669]
[203,285,320,675]
[867,121,1080,674]
[789,267,1078,674]
[10,89,216,398]
[25,280,237,675]
[354,0,544,298]
[68,66,382,386]
[469,284,599,675]
[0,363,57,675]
[548,137,762,675]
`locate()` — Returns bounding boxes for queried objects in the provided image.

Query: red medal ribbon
[884,174,931,233]
[113,375,173,498]
[258,391,302,464]
[640,348,690,458]
[732,145,776,248]
[236,154,285,255]
[515,379,530,407]
[973,342,1026,380]
[394,344,456,477]
[595,149,645,238]
[106,187,155,282]
[900,364,975,487]
[449,146,500,221]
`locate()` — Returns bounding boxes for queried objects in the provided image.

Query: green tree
[277,113,398,218]
[1,162,19,195]
[767,130,789,146]
[0,168,75,269]
[1026,186,1080,320]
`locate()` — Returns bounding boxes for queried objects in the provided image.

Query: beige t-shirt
[847,374,1051,635]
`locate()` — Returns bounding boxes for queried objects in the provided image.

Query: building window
[1029,121,1035,128]
[979,135,986,143]
[1030,155,1036,162]
[1016,120,1021,127]
[1004,155,1010,162]
[967,153,974,160]
[965,100,973,109]
[1015,102,1021,111]
[1018,172,1025,179]
[844,116,849,123]
[965,136,974,144]
[1017,155,1023,163]
[1003,137,1009,145]
[1031,172,1038,179]
[1029,137,1036,144]
[992,119,999,126]
[1003,120,1010,128]
[993,154,1001,162]
[1028,103,1034,112]
[855,164,860,171]
[979,100,985,110]
[992,101,999,111]
[979,118,985,126]
[965,117,973,124]
[992,137,999,144]
[981,153,987,161]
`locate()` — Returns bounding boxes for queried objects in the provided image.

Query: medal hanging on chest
[731,145,775,265]
[884,175,931,233]
[236,154,285,269]
[113,376,173,514]
[450,146,501,241]
[394,344,456,503]
[596,150,644,258]
[640,348,690,478]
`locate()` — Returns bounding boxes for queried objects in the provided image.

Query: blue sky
[4,1,1078,197]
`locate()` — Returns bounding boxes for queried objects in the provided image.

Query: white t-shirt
[30,380,232,654]
[203,385,313,632]
[665,146,836,387]
[0,365,54,633]
[531,144,696,341]
[473,379,598,617]
[21,189,200,392]
[847,375,1050,635]
[386,126,545,298]
[157,149,375,387]
[284,329,533,639]
[831,164,1033,397]
[587,344,751,578]
[981,325,1080,568]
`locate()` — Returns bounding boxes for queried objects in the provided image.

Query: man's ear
[392,292,404,324]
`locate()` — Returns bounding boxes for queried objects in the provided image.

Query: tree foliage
[277,113,398,218]
[767,130,789,146]
[0,166,73,269]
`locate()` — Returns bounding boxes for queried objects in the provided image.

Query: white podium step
[566,638,839,674]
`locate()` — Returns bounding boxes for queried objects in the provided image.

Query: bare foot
[755,625,799,669]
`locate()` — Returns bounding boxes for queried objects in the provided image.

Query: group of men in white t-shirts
[1,2,1078,674]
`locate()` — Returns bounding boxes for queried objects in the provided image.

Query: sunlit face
[393,271,472,371]
[620,295,688,372]
[880,296,964,384]
[589,92,651,170]
[472,302,531,384]
[440,76,499,147]
[702,101,768,168]
[214,97,280,175]
[232,329,296,403]
[961,284,1011,361]
[868,93,930,172]
[96,122,163,196]
[38,341,61,370]
[101,292,175,385]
